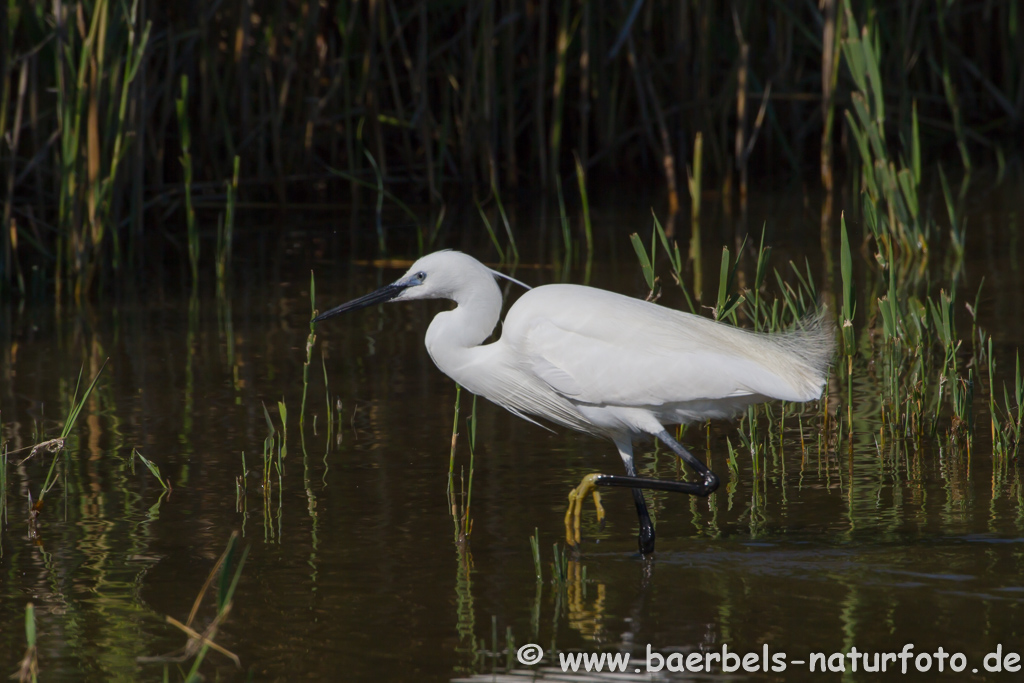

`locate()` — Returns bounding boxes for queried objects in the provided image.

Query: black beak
[313,282,407,323]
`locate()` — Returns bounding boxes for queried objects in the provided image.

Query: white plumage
[315,249,834,553]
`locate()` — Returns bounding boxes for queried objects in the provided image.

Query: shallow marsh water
[2,186,1024,681]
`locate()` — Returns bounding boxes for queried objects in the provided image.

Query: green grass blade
[629,233,655,291]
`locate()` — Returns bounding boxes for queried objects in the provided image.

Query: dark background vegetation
[1,0,1021,298]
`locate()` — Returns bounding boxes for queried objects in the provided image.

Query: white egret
[315,250,834,554]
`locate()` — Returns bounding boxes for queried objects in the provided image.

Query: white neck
[423,267,502,389]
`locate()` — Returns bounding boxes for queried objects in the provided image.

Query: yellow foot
[564,473,607,546]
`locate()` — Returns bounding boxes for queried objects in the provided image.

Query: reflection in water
[0,191,1023,680]
[565,561,607,644]
[453,542,479,677]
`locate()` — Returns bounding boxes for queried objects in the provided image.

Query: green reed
[2,25,27,296]
[839,213,856,430]
[938,165,967,262]
[687,132,704,299]
[463,394,478,539]
[1,407,6,532]
[237,452,248,515]
[131,448,169,490]
[321,352,334,448]
[990,347,1024,459]
[278,401,289,459]
[687,131,704,228]
[3,1,1020,295]
[215,156,240,291]
[550,542,570,587]
[549,0,571,185]
[714,242,746,324]
[555,174,572,275]
[987,342,1001,448]
[300,271,316,428]
[574,154,594,262]
[491,177,518,263]
[745,228,771,330]
[529,528,542,581]
[13,602,38,683]
[36,360,108,505]
[260,401,286,541]
[505,625,516,672]
[624,192,1016,480]
[45,0,150,300]
[645,211,695,312]
[176,76,199,289]
[935,2,973,175]
[631,210,822,337]
[773,258,820,327]
[476,200,505,264]
[447,384,463,489]
[365,150,387,253]
[841,10,931,260]
[629,231,658,298]
[445,383,478,542]
[0,443,6,534]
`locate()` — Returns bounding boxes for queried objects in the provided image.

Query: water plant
[138,532,249,679]
[529,528,542,581]
[176,76,199,289]
[259,401,287,541]
[447,385,477,544]
[300,271,317,428]
[0,416,7,536]
[131,448,169,490]
[13,602,38,683]
[2,1,1019,296]
[30,360,108,507]
[215,156,240,292]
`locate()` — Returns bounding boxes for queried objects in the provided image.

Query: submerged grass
[138,532,249,679]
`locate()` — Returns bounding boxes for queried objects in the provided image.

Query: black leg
[655,429,720,495]
[589,473,712,494]
[620,456,656,555]
[565,432,717,555]
[594,431,718,554]
[631,488,656,555]
[595,431,719,496]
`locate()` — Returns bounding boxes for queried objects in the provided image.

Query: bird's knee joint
[700,471,720,496]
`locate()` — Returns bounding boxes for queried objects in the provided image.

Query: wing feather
[503,285,832,409]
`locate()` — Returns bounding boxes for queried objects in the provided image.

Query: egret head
[313,251,510,322]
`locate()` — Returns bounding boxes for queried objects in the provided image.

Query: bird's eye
[415,271,426,282]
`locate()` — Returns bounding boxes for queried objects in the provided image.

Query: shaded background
[1,0,1022,293]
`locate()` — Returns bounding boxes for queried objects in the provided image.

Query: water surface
[2,187,1024,681]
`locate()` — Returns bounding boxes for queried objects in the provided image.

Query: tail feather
[771,306,837,392]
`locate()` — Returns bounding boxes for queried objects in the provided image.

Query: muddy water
[2,187,1024,682]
